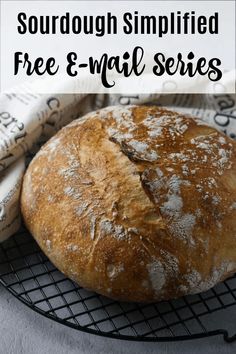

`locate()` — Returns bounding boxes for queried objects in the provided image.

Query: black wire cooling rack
[0,227,236,342]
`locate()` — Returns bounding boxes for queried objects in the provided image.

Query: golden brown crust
[21,105,236,302]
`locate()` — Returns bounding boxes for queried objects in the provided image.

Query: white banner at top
[0,0,235,94]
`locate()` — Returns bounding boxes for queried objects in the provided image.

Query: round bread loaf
[21,105,236,302]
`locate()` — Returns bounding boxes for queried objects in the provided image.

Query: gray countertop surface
[0,284,236,354]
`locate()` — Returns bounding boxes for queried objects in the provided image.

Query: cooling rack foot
[222,331,236,343]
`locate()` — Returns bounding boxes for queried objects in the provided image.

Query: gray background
[0,284,236,354]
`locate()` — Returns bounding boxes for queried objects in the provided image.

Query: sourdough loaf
[21,106,236,302]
